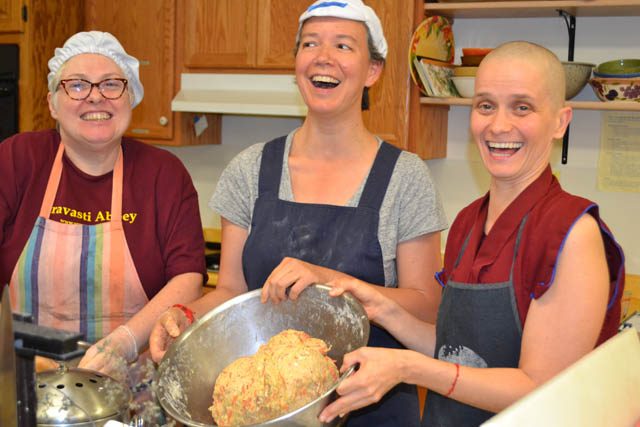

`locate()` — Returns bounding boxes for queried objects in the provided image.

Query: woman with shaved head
[317,41,624,426]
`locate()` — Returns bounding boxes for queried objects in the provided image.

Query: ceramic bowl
[595,59,640,76]
[453,66,478,77]
[589,77,640,102]
[461,54,485,66]
[593,70,640,79]
[562,61,595,100]
[461,47,493,57]
[451,76,475,98]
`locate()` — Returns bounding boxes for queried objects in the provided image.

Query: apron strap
[508,214,529,282]
[358,142,401,210]
[110,147,124,225]
[258,136,287,197]
[39,143,65,218]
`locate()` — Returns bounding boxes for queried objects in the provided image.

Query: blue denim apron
[422,218,527,427]
[242,136,420,427]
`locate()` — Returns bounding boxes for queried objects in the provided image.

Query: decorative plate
[409,16,455,95]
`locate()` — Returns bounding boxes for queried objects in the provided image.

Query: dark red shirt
[442,166,624,345]
[0,129,206,297]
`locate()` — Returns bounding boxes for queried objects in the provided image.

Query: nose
[85,84,103,103]
[314,44,333,65]
[488,108,512,134]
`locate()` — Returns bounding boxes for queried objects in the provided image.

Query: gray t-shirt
[210,130,448,286]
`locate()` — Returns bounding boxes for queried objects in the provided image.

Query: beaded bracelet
[172,303,195,324]
[444,363,460,397]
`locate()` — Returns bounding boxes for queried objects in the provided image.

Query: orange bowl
[462,48,493,56]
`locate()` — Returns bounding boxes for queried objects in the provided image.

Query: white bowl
[451,76,475,98]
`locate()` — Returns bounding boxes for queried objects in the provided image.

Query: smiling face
[295,16,382,118]
[470,49,571,190]
[48,53,132,153]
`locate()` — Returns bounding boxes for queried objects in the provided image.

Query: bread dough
[211,329,339,426]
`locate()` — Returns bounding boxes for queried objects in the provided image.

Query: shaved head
[480,41,566,109]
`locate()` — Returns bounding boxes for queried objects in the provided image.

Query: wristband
[444,363,460,398]
[172,304,195,325]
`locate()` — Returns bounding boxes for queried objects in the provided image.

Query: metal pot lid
[36,365,131,425]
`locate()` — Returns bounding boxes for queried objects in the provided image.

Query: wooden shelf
[425,0,640,19]
[420,97,640,111]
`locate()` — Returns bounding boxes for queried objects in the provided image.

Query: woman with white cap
[150,1,446,425]
[0,31,205,377]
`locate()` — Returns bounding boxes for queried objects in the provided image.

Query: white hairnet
[297,0,387,59]
[47,31,144,107]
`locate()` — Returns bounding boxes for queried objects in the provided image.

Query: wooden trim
[425,0,640,19]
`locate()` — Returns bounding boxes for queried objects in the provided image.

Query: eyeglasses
[58,78,128,101]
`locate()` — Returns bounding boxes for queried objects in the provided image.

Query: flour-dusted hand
[261,257,346,303]
[318,347,408,423]
[78,325,137,381]
[149,306,191,363]
[328,277,396,324]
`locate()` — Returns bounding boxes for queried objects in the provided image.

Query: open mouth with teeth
[486,141,523,157]
[311,75,341,89]
[81,112,112,121]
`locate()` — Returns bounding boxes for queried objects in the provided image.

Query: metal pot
[36,365,132,426]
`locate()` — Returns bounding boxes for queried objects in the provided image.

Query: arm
[149,218,249,362]
[373,231,442,322]
[79,271,202,372]
[321,214,610,420]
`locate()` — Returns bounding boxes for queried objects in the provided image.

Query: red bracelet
[172,304,195,325]
[444,363,460,397]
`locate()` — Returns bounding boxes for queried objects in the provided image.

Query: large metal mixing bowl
[155,284,370,427]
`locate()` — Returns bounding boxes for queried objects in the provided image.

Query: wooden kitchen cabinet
[0,0,83,132]
[85,0,220,146]
[362,0,447,158]
[182,0,307,70]
[85,0,176,141]
[0,0,23,33]
[178,0,441,158]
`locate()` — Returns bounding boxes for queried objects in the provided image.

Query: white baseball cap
[47,31,144,108]
[298,0,388,59]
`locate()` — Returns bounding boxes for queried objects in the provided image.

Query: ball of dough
[211,330,339,426]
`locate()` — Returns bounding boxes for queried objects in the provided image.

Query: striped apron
[9,143,148,343]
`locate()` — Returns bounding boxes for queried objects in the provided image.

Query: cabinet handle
[130,129,150,134]
[159,116,169,126]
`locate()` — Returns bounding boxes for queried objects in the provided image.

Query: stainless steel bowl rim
[156,283,370,427]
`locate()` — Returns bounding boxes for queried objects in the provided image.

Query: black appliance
[0,44,19,142]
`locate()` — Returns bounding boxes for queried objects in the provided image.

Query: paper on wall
[597,111,640,193]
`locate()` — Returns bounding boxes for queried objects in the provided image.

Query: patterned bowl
[589,77,640,102]
[562,61,595,100]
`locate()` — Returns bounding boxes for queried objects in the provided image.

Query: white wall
[163,16,639,274]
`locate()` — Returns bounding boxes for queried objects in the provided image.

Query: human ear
[47,92,59,121]
[552,105,573,140]
[365,60,383,88]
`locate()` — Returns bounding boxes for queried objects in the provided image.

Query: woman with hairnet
[0,31,206,376]
[150,1,447,425]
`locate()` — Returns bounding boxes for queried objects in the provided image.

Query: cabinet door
[256,0,307,69]
[362,0,416,149]
[183,0,257,69]
[85,0,175,140]
[0,0,23,32]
